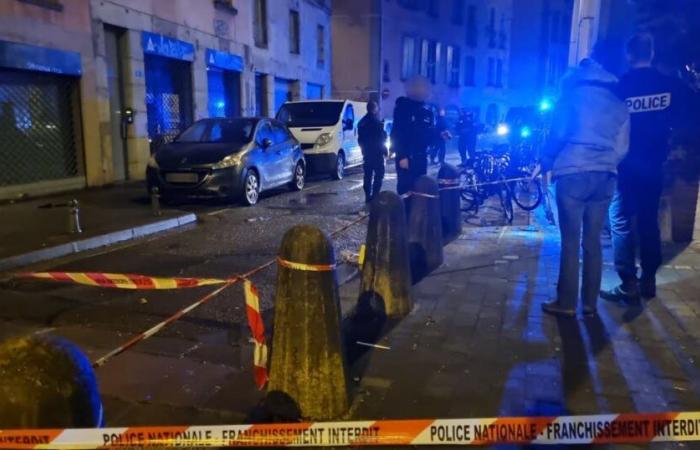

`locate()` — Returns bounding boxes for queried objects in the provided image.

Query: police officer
[456,110,478,167]
[358,101,387,203]
[391,76,441,195]
[602,33,691,303]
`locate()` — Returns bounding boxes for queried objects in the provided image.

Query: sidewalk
[0,182,196,272]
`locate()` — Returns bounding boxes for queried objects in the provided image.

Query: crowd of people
[357,32,694,318]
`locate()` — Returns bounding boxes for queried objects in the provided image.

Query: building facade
[0,0,331,200]
[508,0,573,108]
[332,0,513,126]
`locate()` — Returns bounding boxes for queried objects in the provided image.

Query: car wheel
[289,162,305,191]
[332,152,345,180]
[242,170,260,206]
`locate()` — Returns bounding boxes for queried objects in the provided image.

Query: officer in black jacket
[602,33,693,303]
[358,101,387,203]
[391,76,439,195]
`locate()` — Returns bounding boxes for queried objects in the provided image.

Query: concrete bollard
[407,175,443,282]
[438,164,463,243]
[268,224,349,420]
[0,335,103,428]
[360,191,412,317]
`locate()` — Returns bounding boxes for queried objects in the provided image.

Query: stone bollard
[360,191,412,317]
[438,164,463,243]
[268,224,349,420]
[0,335,103,428]
[407,176,443,282]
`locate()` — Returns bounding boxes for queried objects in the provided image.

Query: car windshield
[176,119,255,144]
[277,102,344,127]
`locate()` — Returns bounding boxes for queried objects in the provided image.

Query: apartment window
[550,12,560,43]
[253,0,268,48]
[487,57,495,86]
[427,0,439,17]
[383,60,391,82]
[488,7,496,48]
[316,25,325,68]
[560,12,571,44]
[419,39,430,77]
[398,0,421,10]
[401,36,417,79]
[289,10,300,54]
[452,0,464,24]
[464,55,475,86]
[466,5,478,47]
[496,59,503,87]
[499,14,507,49]
[448,46,460,87]
[486,103,498,126]
[435,42,444,83]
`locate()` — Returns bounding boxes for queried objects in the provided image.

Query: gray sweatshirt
[542,60,630,178]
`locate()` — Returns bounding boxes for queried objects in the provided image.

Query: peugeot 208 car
[147,118,306,206]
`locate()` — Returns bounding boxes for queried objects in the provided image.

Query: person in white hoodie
[539,58,631,317]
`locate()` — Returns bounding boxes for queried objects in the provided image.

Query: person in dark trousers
[456,111,478,166]
[538,58,630,318]
[392,76,439,195]
[601,33,690,304]
[358,101,387,203]
[430,108,450,165]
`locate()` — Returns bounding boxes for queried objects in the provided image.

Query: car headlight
[147,155,159,169]
[496,124,510,136]
[212,154,241,169]
[314,133,332,149]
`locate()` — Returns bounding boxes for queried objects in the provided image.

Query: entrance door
[208,68,241,118]
[104,25,128,180]
[144,54,193,152]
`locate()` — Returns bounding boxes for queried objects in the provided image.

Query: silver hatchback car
[147,118,306,205]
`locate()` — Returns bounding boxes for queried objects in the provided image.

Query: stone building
[332,0,513,126]
[0,0,331,199]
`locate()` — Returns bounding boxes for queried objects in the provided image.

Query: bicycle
[459,151,514,223]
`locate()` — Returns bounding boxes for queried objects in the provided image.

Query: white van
[277,100,367,179]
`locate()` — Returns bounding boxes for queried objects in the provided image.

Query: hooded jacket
[542,60,630,178]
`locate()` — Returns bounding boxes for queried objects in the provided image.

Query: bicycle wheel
[511,177,543,211]
[460,171,479,213]
[499,183,514,223]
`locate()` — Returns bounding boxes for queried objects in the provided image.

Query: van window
[277,101,344,127]
[343,104,355,125]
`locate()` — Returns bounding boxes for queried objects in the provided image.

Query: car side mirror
[261,138,273,149]
[343,119,353,130]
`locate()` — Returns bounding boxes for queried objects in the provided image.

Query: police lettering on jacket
[625,93,671,113]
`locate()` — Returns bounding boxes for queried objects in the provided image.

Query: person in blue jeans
[601,33,691,303]
[537,59,630,317]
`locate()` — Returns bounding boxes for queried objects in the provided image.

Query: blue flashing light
[539,98,553,112]
[216,101,226,109]
[496,124,510,136]
[520,126,532,138]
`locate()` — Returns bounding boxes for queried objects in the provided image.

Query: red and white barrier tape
[1,412,698,448]
[16,272,231,289]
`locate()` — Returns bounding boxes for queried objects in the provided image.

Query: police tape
[16,272,232,289]
[2,412,699,448]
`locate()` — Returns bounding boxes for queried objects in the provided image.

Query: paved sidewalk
[343,206,700,449]
[0,182,196,271]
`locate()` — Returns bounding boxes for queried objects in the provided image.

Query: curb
[0,213,197,272]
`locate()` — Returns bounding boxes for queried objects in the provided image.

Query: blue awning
[206,48,243,72]
[0,40,81,76]
[141,31,194,62]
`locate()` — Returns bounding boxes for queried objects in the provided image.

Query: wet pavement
[1,151,700,449]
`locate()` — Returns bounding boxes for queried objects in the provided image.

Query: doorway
[104,25,129,181]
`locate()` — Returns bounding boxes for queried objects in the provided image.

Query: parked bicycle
[459,147,543,224]
[459,151,515,223]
